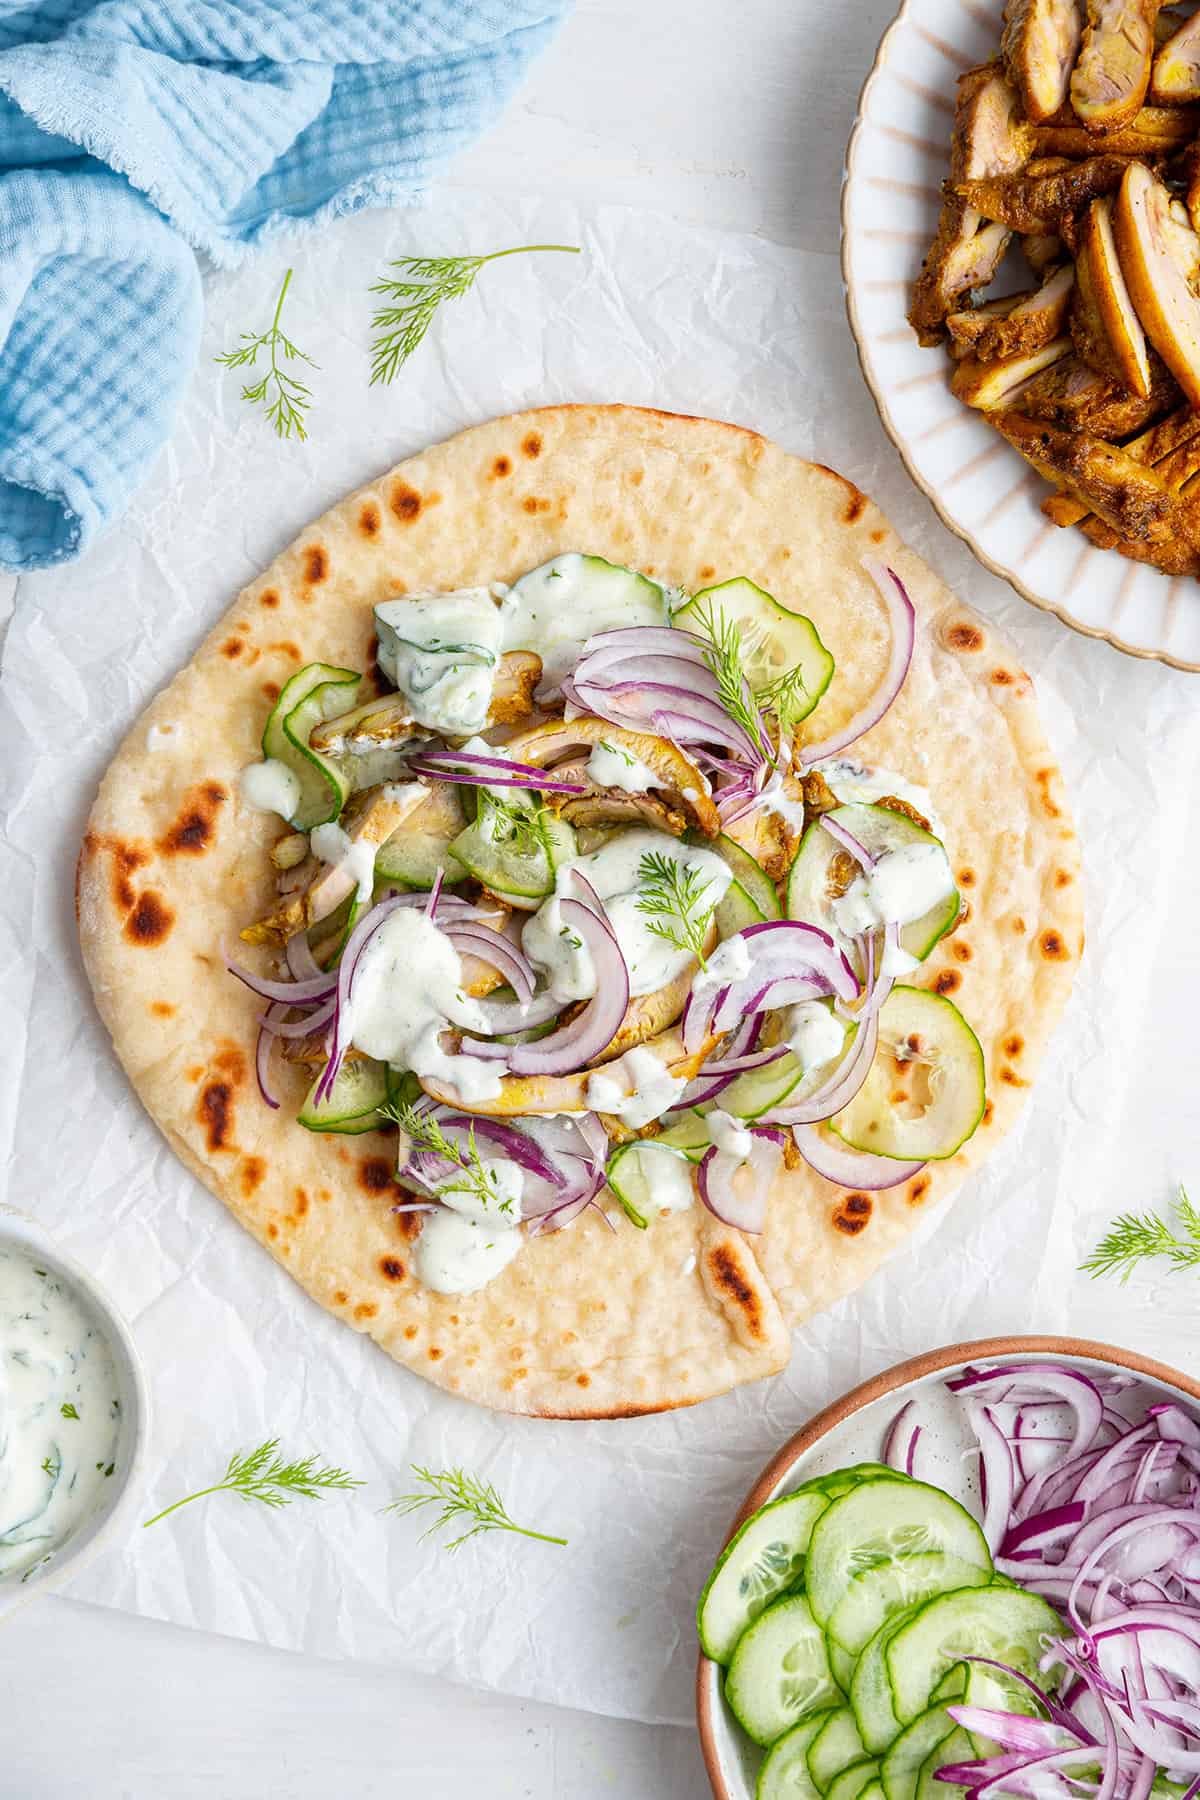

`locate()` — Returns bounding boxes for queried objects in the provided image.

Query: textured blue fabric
[0,0,568,570]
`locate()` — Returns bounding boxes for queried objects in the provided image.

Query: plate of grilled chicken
[843,0,1200,669]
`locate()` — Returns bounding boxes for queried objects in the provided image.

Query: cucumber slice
[827,1761,882,1800]
[831,987,986,1163]
[884,1587,1062,1730]
[915,1726,972,1800]
[759,1712,840,1800]
[699,1488,832,1665]
[263,662,361,831]
[785,805,959,965]
[606,1140,697,1229]
[809,1708,869,1793]
[655,1112,713,1160]
[707,832,782,941]
[678,578,834,724]
[448,806,576,906]
[881,1707,959,1800]
[829,1638,859,1697]
[297,1058,389,1133]
[725,1593,842,1747]
[375,832,467,891]
[385,1067,422,1110]
[717,1051,809,1121]
[806,1478,991,1629]
[828,1552,991,1663]
[851,1610,914,1752]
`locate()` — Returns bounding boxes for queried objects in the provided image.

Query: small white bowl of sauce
[0,1208,149,1620]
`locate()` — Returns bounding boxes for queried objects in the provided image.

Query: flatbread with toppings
[77,406,1081,1418]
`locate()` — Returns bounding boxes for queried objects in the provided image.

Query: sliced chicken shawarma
[1151,8,1200,99]
[990,410,1174,537]
[956,155,1134,236]
[1114,160,1200,408]
[951,336,1073,409]
[1071,196,1152,395]
[1002,0,1084,121]
[418,1026,714,1117]
[948,266,1075,361]
[499,717,720,836]
[1071,0,1162,133]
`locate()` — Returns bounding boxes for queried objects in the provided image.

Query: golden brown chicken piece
[1015,348,1179,433]
[1025,233,1067,274]
[991,411,1174,536]
[951,336,1073,407]
[946,294,1031,358]
[1033,103,1194,154]
[1114,160,1200,406]
[1150,7,1200,99]
[1072,196,1152,393]
[1042,401,1200,522]
[957,155,1134,234]
[1077,512,1200,570]
[1002,0,1084,120]
[951,63,1038,181]
[950,265,1076,360]
[908,194,1012,344]
[1071,0,1162,133]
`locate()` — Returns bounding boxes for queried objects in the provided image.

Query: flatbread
[77,405,1082,1418]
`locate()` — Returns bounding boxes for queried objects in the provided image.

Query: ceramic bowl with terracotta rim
[696,1335,1200,1800]
[841,0,1200,673]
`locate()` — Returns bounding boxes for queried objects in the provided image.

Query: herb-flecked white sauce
[0,1249,122,1581]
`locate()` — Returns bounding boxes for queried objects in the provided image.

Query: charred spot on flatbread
[198,1080,234,1152]
[389,480,424,522]
[304,545,329,585]
[907,1174,932,1206]
[159,782,227,857]
[522,431,543,458]
[358,502,381,538]
[944,619,986,651]
[934,968,963,995]
[1040,927,1071,959]
[259,588,280,609]
[124,890,174,946]
[833,1193,873,1234]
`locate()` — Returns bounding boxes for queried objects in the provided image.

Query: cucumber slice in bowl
[263,662,361,830]
[828,1551,991,1668]
[297,1057,389,1133]
[785,804,960,965]
[832,988,986,1163]
[758,1710,840,1800]
[881,1705,961,1800]
[806,1477,991,1630]
[676,577,834,724]
[808,1707,869,1793]
[883,1587,1062,1731]
[726,1592,842,1747]
[699,1486,833,1665]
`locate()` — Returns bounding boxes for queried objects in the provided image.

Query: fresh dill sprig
[636,850,715,967]
[383,1465,567,1553]
[1081,1187,1200,1283]
[142,1439,363,1528]
[757,664,811,733]
[692,601,771,753]
[480,789,554,860]
[368,244,581,387]
[215,268,317,440]
[383,1101,514,1217]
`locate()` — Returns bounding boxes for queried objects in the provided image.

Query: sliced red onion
[464,879,630,1075]
[255,1006,283,1109]
[472,987,563,1034]
[791,1123,924,1190]
[426,867,445,921]
[261,997,338,1039]
[822,815,879,869]
[444,924,535,1002]
[226,955,336,1007]
[697,1129,782,1234]
[884,1400,922,1475]
[682,921,858,1055]
[574,677,760,760]
[285,932,322,982]
[406,749,586,794]
[765,1012,880,1127]
[797,563,915,768]
[1000,1503,1088,1560]
[577,624,710,669]
[969,1399,1017,1555]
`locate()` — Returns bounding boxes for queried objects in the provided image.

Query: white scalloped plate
[842,0,1200,672]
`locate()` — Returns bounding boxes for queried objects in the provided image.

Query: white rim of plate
[841,0,1200,675]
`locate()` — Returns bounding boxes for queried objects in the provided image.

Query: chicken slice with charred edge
[950,265,1076,361]
[1072,196,1152,394]
[1003,0,1084,121]
[498,716,720,837]
[951,336,1073,408]
[946,292,1033,359]
[1150,7,1200,100]
[1016,347,1178,434]
[956,154,1134,235]
[1071,0,1162,133]
[1114,160,1200,407]
[909,66,1031,344]
[1041,400,1200,523]
[1033,103,1196,155]
[991,410,1174,536]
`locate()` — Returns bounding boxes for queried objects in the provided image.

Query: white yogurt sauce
[374,589,504,735]
[584,739,659,795]
[639,1146,696,1214]
[310,821,378,903]
[783,1000,847,1072]
[523,828,731,1003]
[239,757,301,822]
[347,909,502,1103]
[413,1210,522,1295]
[0,1249,121,1581]
[502,553,668,687]
[689,930,752,1010]
[755,768,807,831]
[832,840,955,938]
[880,938,920,978]
[707,1109,753,1159]
[585,1046,687,1128]
[438,1159,524,1226]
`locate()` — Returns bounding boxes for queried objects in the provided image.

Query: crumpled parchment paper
[2,193,1199,1726]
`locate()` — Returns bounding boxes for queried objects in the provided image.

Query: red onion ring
[255,1005,283,1109]
[822,814,878,869]
[797,563,915,768]
[285,933,322,982]
[697,1128,783,1234]
[764,1011,880,1126]
[444,924,536,1003]
[406,750,586,794]
[790,1123,924,1190]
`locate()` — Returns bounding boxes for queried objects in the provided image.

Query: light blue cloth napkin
[0,0,569,571]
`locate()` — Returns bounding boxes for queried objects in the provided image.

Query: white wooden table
[3,0,1199,1792]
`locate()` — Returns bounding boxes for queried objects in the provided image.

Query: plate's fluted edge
[838,0,1200,676]
[696,1333,1200,1798]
